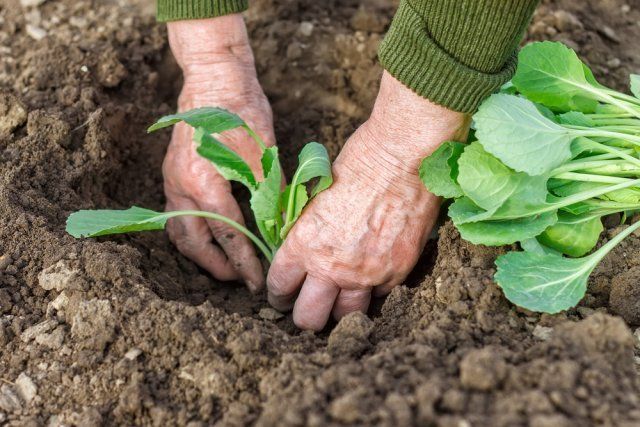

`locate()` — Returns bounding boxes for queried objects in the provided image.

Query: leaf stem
[244,125,267,151]
[589,219,640,264]
[603,88,640,107]
[570,127,640,146]
[553,172,632,184]
[151,210,273,262]
[582,140,640,168]
[551,159,622,174]
[493,178,640,221]
[596,90,640,119]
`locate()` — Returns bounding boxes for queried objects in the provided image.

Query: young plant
[66,107,333,263]
[420,41,640,313]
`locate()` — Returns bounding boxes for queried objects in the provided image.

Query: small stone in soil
[38,261,86,292]
[258,308,284,321]
[25,24,47,40]
[20,319,57,343]
[532,325,553,341]
[0,94,27,137]
[0,385,21,412]
[0,255,11,271]
[553,10,583,32]
[15,373,37,404]
[20,0,47,6]
[600,25,621,42]
[35,326,65,350]
[124,348,143,361]
[298,21,314,37]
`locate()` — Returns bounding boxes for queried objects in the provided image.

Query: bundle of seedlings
[66,108,333,263]
[421,41,640,313]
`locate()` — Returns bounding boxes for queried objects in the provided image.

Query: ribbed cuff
[157,0,248,22]
[379,0,538,113]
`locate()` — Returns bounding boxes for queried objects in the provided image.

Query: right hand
[163,15,275,292]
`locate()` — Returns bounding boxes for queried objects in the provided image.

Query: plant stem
[586,113,634,119]
[590,118,640,126]
[551,159,622,174]
[589,219,640,264]
[583,140,640,168]
[553,172,631,184]
[570,127,640,146]
[152,210,273,262]
[597,90,640,120]
[493,178,640,221]
[244,125,267,151]
[604,88,640,107]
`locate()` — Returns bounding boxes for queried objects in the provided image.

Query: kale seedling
[421,41,640,313]
[66,108,333,262]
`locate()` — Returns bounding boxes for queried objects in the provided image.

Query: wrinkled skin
[267,72,470,330]
[163,15,470,328]
[163,16,275,292]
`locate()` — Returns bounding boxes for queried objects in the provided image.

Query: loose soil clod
[1,0,640,425]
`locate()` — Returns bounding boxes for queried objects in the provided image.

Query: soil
[0,0,639,426]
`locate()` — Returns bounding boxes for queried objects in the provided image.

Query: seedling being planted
[421,41,640,314]
[66,107,333,263]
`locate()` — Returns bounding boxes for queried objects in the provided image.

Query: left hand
[266,71,470,330]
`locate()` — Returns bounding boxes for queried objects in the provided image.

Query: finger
[165,200,240,282]
[372,278,403,297]
[293,276,339,331]
[198,196,265,293]
[332,289,372,321]
[266,242,306,311]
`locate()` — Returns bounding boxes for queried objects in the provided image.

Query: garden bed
[0,0,639,425]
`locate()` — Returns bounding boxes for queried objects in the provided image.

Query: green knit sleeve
[157,0,248,22]
[379,0,539,113]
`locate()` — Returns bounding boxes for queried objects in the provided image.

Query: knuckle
[267,269,290,296]
[174,234,205,256]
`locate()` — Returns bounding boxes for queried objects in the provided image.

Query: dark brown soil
[0,0,639,426]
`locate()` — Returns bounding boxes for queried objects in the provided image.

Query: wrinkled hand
[163,16,275,292]
[267,71,470,330]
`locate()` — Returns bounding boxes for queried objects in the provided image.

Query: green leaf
[419,141,465,198]
[283,142,332,232]
[194,128,257,190]
[630,74,640,98]
[448,197,498,225]
[558,111,594,127]
[538,211,603,257]
[521,238,561,256]
[457,142,522,211]
[292,142,332,188]
[261,145,278,178]
[311,176,333,198]
[148,107,245,134]
[512,41,599,113]
[474,94,575,175]
[456,211,557,246]
[250,147,283,247]
[66,207,167,237]
[495,220,640,314]
[495,251,590,313]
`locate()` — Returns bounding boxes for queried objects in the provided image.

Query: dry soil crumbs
[0,0,640,426]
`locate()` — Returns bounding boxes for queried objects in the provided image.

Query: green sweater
[157,0,539,113]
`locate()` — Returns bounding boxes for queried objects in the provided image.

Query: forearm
[379,0,540,113]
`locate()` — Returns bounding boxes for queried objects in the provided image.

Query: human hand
[267,71,470,330]
[163,15,275,292]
